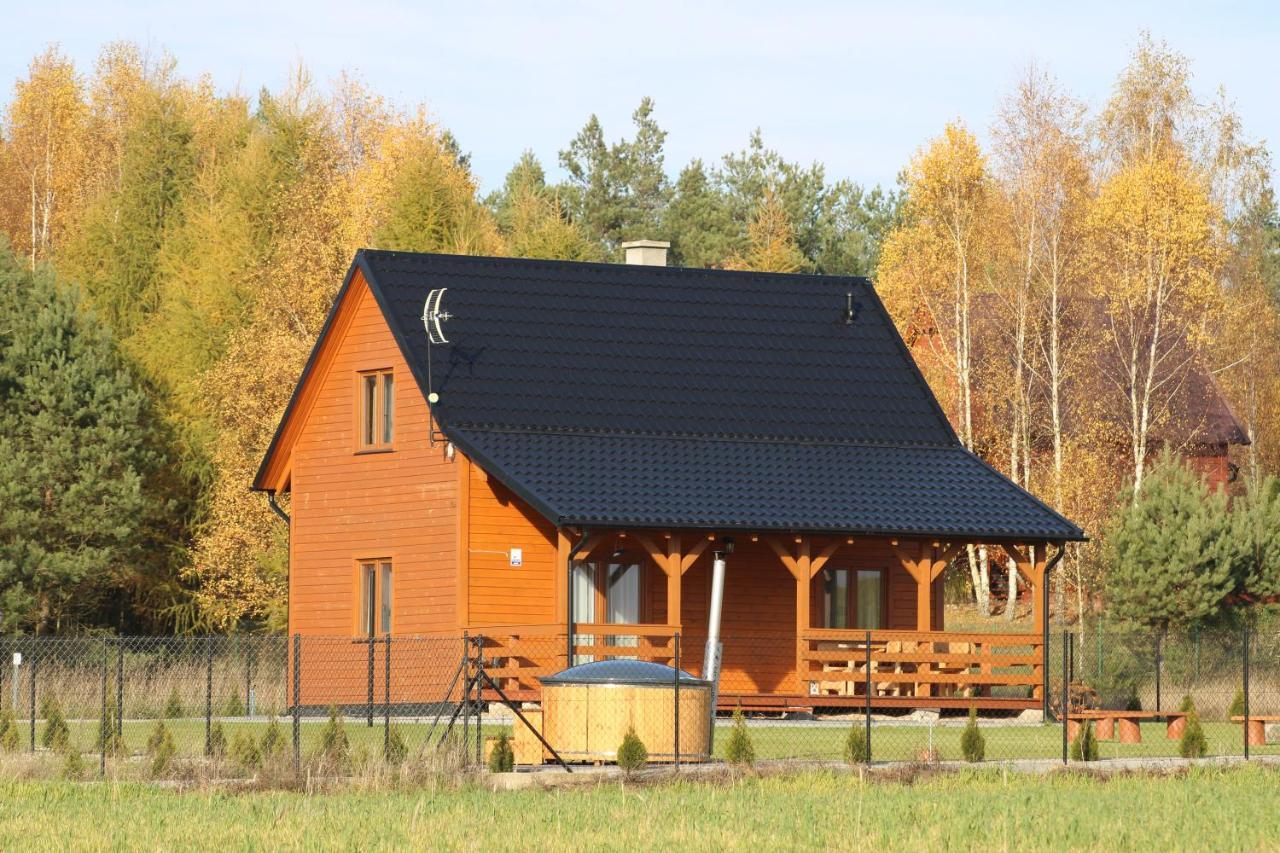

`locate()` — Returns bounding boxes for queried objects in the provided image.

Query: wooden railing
[799,629,1044,703]
[480,624,680,695]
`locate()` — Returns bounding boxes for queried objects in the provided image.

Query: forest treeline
[0,36,1277,634]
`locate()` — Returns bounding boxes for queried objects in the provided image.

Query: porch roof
[451,426,1083,541]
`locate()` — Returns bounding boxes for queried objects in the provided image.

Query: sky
[4,1,1278,194]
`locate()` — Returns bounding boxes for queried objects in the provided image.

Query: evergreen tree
[1105,452,1236,632]
[662,160,735,268]
[1230,475,1280,609]
[0,249,181,632]
[558,97,671,252]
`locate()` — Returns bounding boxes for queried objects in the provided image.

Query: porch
[479,531,1053,711]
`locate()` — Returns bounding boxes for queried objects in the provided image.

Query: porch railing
[799,629,1044,704]
[480,624,680,695]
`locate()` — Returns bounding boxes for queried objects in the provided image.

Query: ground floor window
[821,568,884,629]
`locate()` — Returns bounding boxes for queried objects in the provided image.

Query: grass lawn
[0,765,1277,850]
[48,716,1279,764]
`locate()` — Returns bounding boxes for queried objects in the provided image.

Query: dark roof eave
[552,516,1086,544]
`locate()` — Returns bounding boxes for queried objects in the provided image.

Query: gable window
[359,559,393,636]
[358,369,394,450]
[821,568,884,630]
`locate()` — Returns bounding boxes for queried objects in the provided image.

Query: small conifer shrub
[384,725,408,767]
[148,721,176,776]
[1228,689,1246,718]
[223,690,246,717]
[317,705,349,766]
[1069,720,1099,761]
[616,726,648,775]
[0,705,20,751]
[960,708,985,763]
[208,721,228,758]
[1179,701,1208,759]
[61,746,85,779]
[487,731,514,773]
[41,699,70,751]
[724,709,755,768]
[231,731,261,771]
[843,723,869,764]
[260,717,286,759]
[163,688,185,719]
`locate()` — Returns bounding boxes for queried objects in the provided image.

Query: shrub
[960,708,985,763]
[231,731,261,771]
[208,721,227,758]
[385,725,408,767]
[163,688,185,719]
[1228,689,1246,718]
[260,717,286,759]
[150,727,176,777]
[843,723,869,764]
[1179,707,1208,759]
[61,747,85,779]
[616,726,648,775]
[1178,694,1195,713]
[223,690,245,717]
[1124,693,1142,712]
[723,709,755,768]
[0,705,19,751]
[317,705,348,766]
[146,720,172,755]
[41,699,70,751]
[1069,720,1099,761]
[487,731,514,773]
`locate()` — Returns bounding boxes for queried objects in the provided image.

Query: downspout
[1043,542,1066,719]
[565,527,592,667]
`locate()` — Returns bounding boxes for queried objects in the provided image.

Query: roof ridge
[449,422,959,451]
[357,248,871,284]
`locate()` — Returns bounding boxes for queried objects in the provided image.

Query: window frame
[355,368,395,453]
[356,557,393,637]
[818,566,887,630]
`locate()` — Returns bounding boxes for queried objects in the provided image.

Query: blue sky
[4,1,1277,194]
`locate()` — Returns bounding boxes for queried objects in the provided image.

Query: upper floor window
[359,369,394,450]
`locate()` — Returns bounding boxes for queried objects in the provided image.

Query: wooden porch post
[893,540,962,699]
[767,537,844,696]
[1004,543,1048,700]
[632,533,709,632]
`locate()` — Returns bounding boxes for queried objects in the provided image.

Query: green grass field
[0,765,1277,851]
[42,716,1280,765]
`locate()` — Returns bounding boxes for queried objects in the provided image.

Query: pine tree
[1179,700,1209,758]
[725,185,807,273]
[1105,452,1236,632]
[40,699,70,751]
[486,731,513,773]
[843,722,870,764]
[0,250,181,633]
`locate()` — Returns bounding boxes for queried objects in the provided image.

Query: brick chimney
[620,240,670,266]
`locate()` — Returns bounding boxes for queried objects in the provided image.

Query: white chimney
[620,240,670,266]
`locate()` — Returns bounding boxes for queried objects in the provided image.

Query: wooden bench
[1068,710,1189,744]
[1231,715,1280,747]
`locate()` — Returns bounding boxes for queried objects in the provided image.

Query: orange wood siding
[465,464,559,627]
[289,271,458,645]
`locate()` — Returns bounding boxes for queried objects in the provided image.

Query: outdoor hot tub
[537,660,712,763]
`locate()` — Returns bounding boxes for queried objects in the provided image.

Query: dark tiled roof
[454,427,1082,540]
[351,251,1084,541]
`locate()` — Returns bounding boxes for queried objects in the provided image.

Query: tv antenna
[422,288,453,445]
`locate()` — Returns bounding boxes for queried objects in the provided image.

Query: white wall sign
[509,547,523,567]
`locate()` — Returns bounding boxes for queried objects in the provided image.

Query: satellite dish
[423,288,451,344]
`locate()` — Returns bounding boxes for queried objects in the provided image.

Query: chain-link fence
[0,626,1275,779]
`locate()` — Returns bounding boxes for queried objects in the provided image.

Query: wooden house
[254,245,1084,711]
